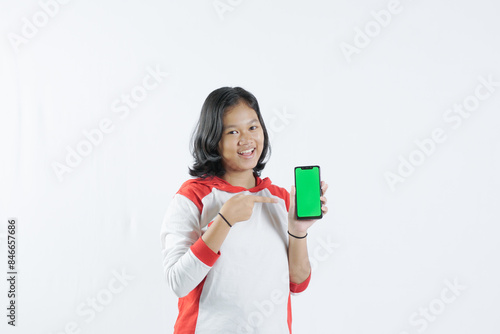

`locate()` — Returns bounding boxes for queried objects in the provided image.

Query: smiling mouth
[238,148,255,156]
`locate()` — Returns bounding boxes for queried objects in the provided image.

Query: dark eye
[250,126,258,130]
[228,130,237,134]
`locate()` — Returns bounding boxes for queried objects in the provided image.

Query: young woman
[160,87,328,333]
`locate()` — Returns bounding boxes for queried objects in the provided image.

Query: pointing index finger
[251,195,279,203]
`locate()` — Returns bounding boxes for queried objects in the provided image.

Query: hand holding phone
[294,165,323,220]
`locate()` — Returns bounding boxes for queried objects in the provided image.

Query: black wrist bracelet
[218,212,232,228]
[288,231,308,239]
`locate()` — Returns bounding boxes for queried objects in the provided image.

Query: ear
[217,139,222,156]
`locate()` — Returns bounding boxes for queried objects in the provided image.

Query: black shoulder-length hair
[188,87,271,178]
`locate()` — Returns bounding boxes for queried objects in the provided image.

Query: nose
[238,131,253,146]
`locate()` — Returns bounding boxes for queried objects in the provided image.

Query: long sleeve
[160,194,220,298]
[160,176,298,333]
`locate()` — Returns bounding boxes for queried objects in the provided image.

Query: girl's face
[218,102,264,176]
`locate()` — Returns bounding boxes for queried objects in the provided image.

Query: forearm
[164,238,217,298]
[165,216,229,296]
[201,215,231,253]
[288,234,311,284]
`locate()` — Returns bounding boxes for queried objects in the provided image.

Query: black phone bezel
[294,165,323,220]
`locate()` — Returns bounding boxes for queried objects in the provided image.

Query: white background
[1,0,499,333]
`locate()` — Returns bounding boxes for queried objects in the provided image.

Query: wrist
[287,225,307,237]
[288,230,308,239]
[217,212,233,228]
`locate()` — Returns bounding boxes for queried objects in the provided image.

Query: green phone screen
[295,166,322,219]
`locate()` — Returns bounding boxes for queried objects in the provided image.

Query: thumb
[288,186,296,217]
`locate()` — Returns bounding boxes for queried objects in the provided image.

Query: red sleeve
[290,271,311,293]
[190,237,220,267]
[176,179,213,213]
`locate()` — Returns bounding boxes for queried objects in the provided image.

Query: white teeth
[238,148,254,154]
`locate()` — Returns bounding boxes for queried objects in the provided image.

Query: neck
[221,170,256,189]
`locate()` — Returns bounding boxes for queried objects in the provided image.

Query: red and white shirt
[160,175,311,334]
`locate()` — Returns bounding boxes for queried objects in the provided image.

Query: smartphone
[294,165,323,220]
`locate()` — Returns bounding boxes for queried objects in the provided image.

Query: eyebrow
[224,118,259,130]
